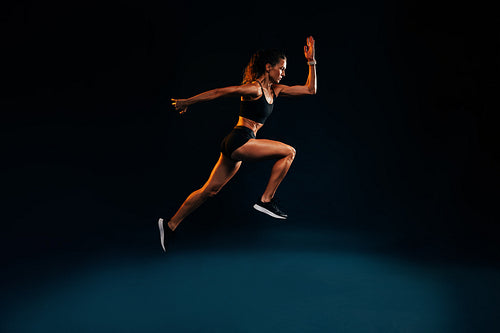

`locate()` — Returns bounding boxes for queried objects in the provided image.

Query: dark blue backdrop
[2,1,499,332]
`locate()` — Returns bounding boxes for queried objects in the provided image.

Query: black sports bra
[239,81,275,124]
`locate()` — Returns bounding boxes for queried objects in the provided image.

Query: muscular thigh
[231,139,292,161]
[203,154,241,191]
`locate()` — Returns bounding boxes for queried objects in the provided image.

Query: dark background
[1,0,499,330]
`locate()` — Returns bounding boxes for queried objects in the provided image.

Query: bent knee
[287,145,296,161]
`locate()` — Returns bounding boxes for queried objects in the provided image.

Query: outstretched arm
[171,84,259,114]
[275,36,317,96]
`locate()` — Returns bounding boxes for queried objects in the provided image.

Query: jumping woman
[159,36,317,252]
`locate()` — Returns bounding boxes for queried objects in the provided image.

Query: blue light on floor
[3,249,465,333]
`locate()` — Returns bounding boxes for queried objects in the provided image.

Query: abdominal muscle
[235,116,263,135]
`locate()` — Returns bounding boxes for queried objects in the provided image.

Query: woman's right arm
[172,83,259,114]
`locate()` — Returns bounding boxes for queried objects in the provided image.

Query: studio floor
[3,223,500,333]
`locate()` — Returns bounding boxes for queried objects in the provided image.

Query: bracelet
[307,60,317,66]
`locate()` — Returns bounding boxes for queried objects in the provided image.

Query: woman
[159,36,317,252]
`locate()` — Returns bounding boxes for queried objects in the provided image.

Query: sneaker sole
[253,204,287,219]
[158,218,166,252]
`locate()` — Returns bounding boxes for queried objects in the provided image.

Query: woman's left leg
[231,139,295,218]
[232,138,296,202]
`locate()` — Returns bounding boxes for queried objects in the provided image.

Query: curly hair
[242,49,286,84]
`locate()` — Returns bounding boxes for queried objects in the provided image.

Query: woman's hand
[304,36,316,62]
[171,98,189,115]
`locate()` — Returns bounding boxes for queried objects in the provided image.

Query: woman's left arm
[275,36,317,96]
[171,84,260,114]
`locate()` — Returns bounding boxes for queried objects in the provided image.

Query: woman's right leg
[167,153,241,231]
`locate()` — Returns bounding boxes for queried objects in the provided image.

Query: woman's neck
[257,75,272,89]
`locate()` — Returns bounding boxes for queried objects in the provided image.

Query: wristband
[307,60,317,65]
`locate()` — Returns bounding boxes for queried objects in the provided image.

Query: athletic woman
[159,36,317,252]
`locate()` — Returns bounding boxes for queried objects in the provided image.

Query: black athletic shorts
[220,126,255,160]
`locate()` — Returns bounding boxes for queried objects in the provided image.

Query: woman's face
[268,58,287,83]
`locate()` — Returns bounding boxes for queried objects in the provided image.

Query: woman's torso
[237,81,276,134]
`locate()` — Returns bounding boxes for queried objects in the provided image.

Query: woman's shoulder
[240,81,263,101]
[271,84,281,96]
[246,80,262,88]
[271,84,286,97]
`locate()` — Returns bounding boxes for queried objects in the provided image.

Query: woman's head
[242,49,287,84]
